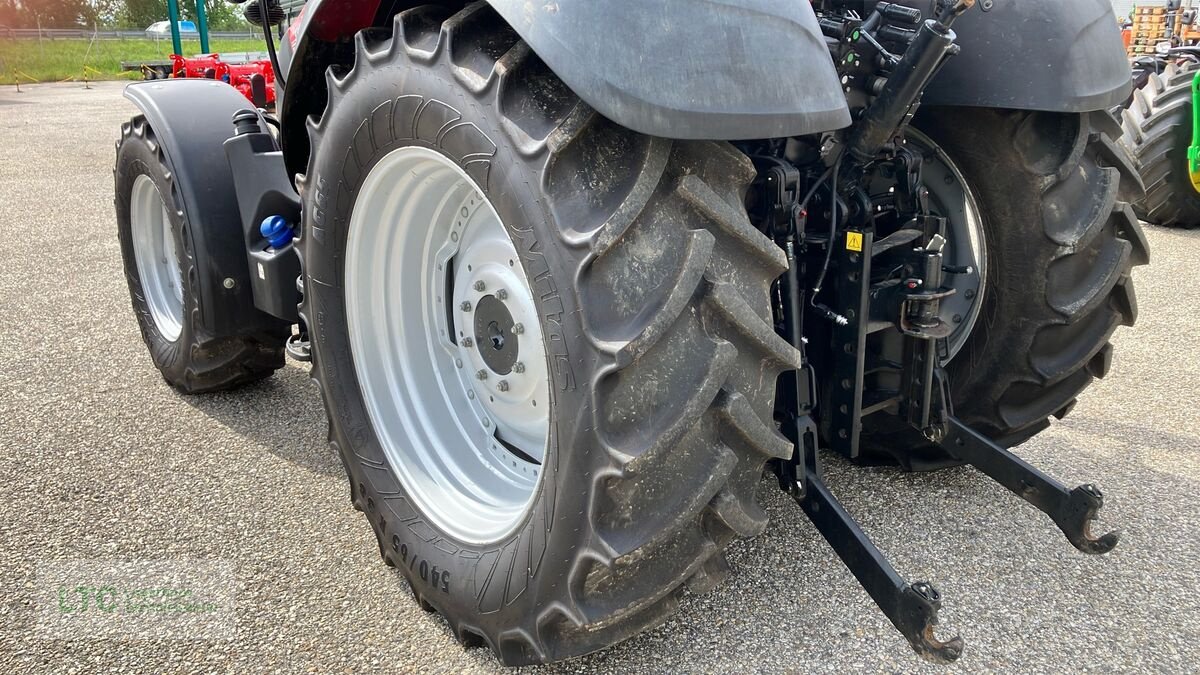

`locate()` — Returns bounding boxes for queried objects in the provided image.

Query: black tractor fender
[469,0,853,139]
[124,80,288,337]
[276,0,1132,178]
[275,0,853,176]
[900,0,1132,112]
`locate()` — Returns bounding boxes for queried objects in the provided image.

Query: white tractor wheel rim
[130,174,184,342]
[345,146,549,545]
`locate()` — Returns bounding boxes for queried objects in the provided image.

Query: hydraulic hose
[258,2,286,88]
[844,19,957,166]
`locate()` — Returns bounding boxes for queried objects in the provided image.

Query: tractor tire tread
[298,2,791,664]
[1121,60,1200,228]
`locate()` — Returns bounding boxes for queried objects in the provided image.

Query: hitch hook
[1054,483,1120,555]
[898,582,964,664]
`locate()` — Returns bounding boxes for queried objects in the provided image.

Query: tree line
[0,0,252,31]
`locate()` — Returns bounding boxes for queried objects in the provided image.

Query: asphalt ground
[1,81,1198,673]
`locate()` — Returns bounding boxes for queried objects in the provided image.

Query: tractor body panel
[899,0,1132,112]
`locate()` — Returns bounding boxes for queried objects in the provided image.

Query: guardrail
[0,28,260,40]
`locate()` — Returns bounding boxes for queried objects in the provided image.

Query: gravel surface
[2,82,1198,673]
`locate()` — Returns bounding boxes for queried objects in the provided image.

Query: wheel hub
[471,294,518,374]
[448,199,549,461]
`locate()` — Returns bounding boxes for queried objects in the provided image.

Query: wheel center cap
[473,294,518,374]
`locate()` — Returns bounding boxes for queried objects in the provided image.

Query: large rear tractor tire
[115,116,287,393]
[298,3,797,664]
[1120,61,1200,228]
[864,108,1150,469]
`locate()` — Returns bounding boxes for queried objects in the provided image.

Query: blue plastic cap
[260,215,294,250]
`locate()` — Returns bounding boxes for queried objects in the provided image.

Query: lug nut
[497,380,509,392]
[495,289,508,300]
[473,280,486,292]
[513,362,525,374]
[461,337,474,348]
[475,369,488,381]
[460,301,472,312]
[512,323,524,335]
[222,277,236,289]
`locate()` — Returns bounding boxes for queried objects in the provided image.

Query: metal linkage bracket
[779,194,1116,665]
[796,473,964,663]
[777,176,967,663]
[827,226,874,459]
[936,417,1120,554]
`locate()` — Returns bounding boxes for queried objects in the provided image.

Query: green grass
[0,37,267,83]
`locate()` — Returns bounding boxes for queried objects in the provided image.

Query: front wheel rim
[344,146,549,545]
[130,174,184,342]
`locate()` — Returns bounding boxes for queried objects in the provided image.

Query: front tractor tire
[1120,61,1200,228]
[299,4,797,665]
[114,116,287,393]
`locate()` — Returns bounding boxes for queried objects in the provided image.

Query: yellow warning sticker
[846,232,863,253]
